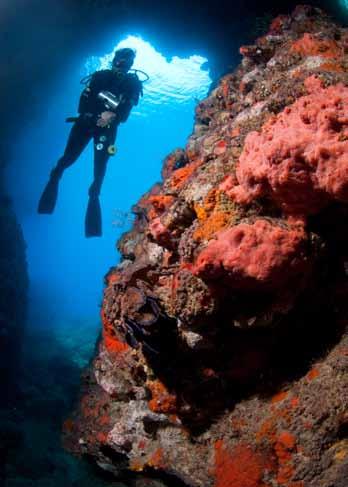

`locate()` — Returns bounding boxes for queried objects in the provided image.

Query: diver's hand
[97,111,117,127]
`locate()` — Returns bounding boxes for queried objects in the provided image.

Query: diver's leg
[38,118,92,214]
[54,119,92,176]
[89,125,118,197]
[85,126,118,237]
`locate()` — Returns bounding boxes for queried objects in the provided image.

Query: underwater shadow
[143,203,348,435]
[0,320,119,486]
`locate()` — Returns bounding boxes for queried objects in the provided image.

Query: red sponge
[229,80,348,215]
[193,219,309,290]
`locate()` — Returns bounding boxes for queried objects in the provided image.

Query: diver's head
[112,48,136,73]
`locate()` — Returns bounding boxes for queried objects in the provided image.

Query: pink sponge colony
[193,219,309,291]
[228,80,348,215]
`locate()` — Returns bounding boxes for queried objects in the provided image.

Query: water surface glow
[86,35,211,114]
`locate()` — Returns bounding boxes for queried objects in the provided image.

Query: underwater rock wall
[66,6,348,487]
[0,161,28,402]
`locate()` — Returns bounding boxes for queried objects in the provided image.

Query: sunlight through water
[9,34,212,328]
[85,35,211,115]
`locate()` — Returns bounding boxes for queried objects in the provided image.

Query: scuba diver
[38,47,143,237]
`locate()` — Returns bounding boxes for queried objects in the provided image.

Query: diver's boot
[37,168,61,214]
[85,195,102,237]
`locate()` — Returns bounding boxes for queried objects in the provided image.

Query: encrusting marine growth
[64,6,348,487]
[229,79,348,214]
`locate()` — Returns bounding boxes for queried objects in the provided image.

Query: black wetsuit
[53,69,142,198]
[38,68,143,236]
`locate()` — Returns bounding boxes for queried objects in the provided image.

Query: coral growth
[66,6,348,487]
[291,33,343,59]
[214,441,272,487]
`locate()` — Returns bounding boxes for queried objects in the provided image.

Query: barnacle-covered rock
[66,6,348,487]
[149,198,195,249]
[161,148,188,180]
[155,269,217,327]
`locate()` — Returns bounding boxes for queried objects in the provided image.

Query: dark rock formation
[65,6,348,486]
[0,156,28,403]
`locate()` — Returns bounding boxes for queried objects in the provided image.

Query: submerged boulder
[66,6,348,487]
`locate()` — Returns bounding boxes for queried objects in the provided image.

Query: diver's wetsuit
[38,69,142,236]
[53,114,118,201]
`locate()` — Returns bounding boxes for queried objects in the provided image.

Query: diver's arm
[116,98,133,123]
[116,77,142,123]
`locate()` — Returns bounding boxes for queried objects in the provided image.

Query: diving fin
[85,196,102,237]
[38,175,60,214]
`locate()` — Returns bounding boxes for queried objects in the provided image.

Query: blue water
[2,35,210,486]
[4,5,347,485]
[7,33,211,349]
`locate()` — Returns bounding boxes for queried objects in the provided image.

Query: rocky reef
[0,157,28,403]
[0,156,29,484]
[65,6,348,487]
